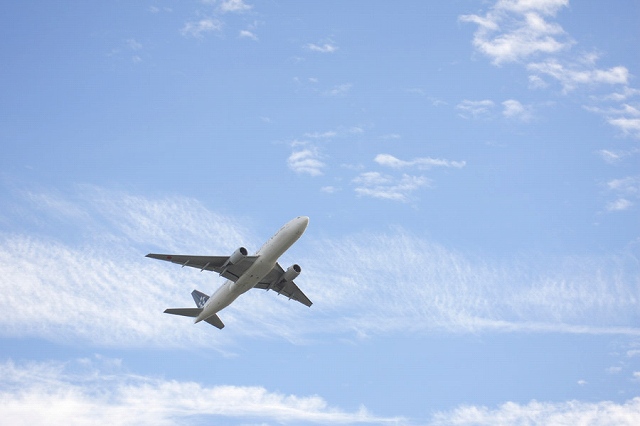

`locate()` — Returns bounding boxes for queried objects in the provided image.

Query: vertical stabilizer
[191,289,209,308]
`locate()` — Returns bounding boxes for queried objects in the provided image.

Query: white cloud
[352,172,431,202]
[181,18,223,38]
[287,146,325,176]
[607,198,632,212]
[460,0,572,65]
[456,99,495,118]
[598,148,640,164]
[604,175,638,212]
[374,154,466,169]
[321,186,340,194]
[608,117,640,138]
[430,397,640,425]
[0,360,399,425]
[528,60,629,92]
[601,87,640,102]
[502,99,533,121]
[239,29,258,40]
[607,176,640,196]
[218,0,252,14]
[306,43,338,53]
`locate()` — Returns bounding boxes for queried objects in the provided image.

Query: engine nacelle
[227,247,248,266]
[282,264,301,282]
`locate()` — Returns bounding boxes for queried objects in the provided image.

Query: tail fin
[164,289,224,329]
[191,289,209,308]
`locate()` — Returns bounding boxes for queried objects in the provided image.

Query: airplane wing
[145,253,258,281]
[254,262,313,307]
[147,254,312,307]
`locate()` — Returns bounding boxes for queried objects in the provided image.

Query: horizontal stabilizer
[204,313,225,329]
[164,308,202,318]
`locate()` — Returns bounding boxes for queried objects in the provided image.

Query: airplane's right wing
[254,263,313,307]
[146,253,258,282]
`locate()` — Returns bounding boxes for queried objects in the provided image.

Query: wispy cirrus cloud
[430,397,640,425]
[0,359,400,425]
[352,172,431,202]
[374,154,466,170]
[307,229,640,337]
[1,186,639,349]
[306,42,339,53]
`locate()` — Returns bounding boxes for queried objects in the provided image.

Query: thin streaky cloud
[306,43,338,53]
[239,30,258,40]
[430,397,640,425]
[306,229,640,337]
[352,172,430,202]
[374,154,466,169]
[2,187,638,348]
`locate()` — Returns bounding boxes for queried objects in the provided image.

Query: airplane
[146,216,312,329]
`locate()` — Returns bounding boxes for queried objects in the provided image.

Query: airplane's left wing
[254,263,313,307]
[146,253,258,281]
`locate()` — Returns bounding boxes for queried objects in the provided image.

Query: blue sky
[1,0,639,424]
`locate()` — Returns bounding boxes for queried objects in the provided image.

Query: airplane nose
[296,216,309,231]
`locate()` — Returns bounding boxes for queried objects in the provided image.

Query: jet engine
[282,264,301,282]
[227,247,248,265]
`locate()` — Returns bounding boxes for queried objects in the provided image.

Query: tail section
[164,289,224,329]
[204,313,225,329]
[191,289,209,308]
[164,308,201,317]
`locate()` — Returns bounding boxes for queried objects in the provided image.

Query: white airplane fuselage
[194,216,309,323]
